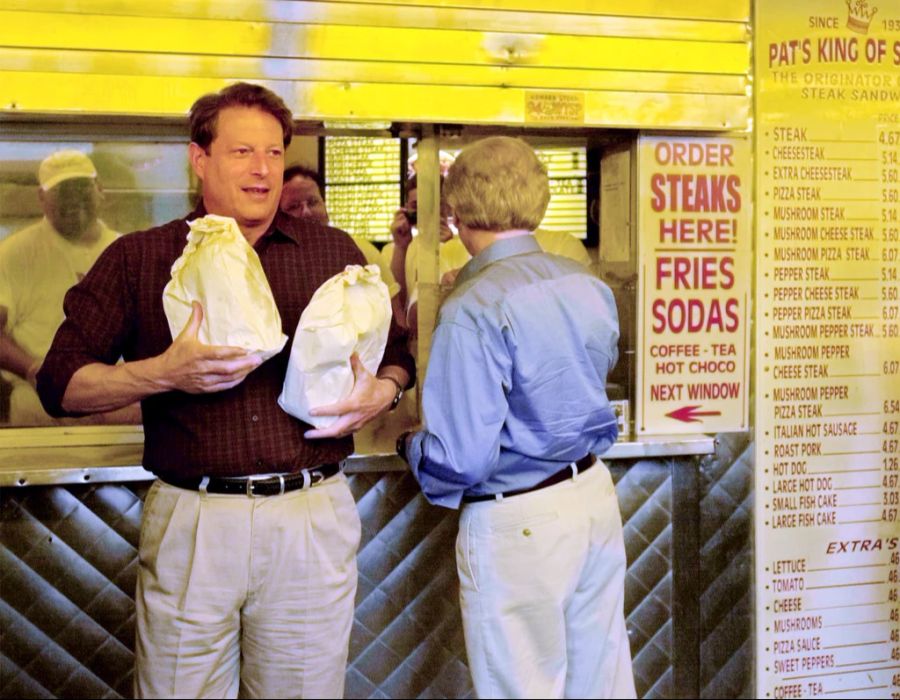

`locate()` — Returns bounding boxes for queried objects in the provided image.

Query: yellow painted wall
[0,0,751,130]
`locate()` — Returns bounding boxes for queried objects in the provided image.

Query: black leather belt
[161,463,341,497]
[462,454,596,503]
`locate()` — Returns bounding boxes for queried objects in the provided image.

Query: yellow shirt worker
[381,235,471,303]
[534,227,592,268]
[0,150,119,425]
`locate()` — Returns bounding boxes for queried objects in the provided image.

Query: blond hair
[444,136,549,232]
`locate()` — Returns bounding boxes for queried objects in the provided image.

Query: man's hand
[57,301,265,415]
[158,301,262,394]
[390,209,414,250]
[304,353,397,439]
[440,267,461,288]
[25,359,41,389]
[439,218,454,243]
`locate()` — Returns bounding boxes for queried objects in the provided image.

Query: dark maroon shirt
[37,206,415,481]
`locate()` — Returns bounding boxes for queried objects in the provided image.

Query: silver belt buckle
[307,469,324,488]
[245,474,272,497]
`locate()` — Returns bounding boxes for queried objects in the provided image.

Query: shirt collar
[455,233,540,287]
[270,210,303,245]
[186,203,301,246]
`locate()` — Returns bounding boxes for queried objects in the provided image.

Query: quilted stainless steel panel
[2,460,674,699]
[699,433,754,699]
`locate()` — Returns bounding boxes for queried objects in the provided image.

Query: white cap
[38,150,97,191]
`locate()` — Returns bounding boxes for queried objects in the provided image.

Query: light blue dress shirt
[406,234,620,509]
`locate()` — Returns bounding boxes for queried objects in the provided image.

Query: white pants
[456,460,636,699]
[135,474,361,699]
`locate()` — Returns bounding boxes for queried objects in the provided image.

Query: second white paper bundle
[279,264,391,428]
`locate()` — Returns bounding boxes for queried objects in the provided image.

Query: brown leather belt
[462,454,596,503]
[161,463,341,497]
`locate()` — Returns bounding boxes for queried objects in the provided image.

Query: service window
[0,126,637,462]
[0,135,192,428]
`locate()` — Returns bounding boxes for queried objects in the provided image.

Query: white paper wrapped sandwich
[162,214,288,360]
[279,264,391,429]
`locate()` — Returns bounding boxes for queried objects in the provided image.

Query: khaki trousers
[134,473,361,699]
[456,460,636,699]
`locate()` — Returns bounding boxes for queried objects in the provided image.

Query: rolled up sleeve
[37,239,135,417]
[406,319,510,509]
[379,314,416,390]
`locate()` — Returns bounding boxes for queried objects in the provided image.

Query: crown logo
[846,0,878,34]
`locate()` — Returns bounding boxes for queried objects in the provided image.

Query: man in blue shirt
[397,136,635,699]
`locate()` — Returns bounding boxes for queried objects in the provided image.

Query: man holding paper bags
[37,82,414,699]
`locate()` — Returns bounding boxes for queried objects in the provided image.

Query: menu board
[325,140,585,243]
[441,145,588,235]
[755,1,900,697]
[325,136,400,242]
[636,135,752,435]
[538,147,588,236]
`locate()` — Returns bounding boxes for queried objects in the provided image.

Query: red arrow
[666,405,721,423]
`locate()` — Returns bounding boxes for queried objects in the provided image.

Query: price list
[757,120,900,698]
[755,0,900,692]
[325,136,400,242]
[537,147,588,234]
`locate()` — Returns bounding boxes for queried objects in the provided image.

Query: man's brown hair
[189,82,293,152]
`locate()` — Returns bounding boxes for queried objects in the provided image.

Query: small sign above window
[525,91,585,125]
